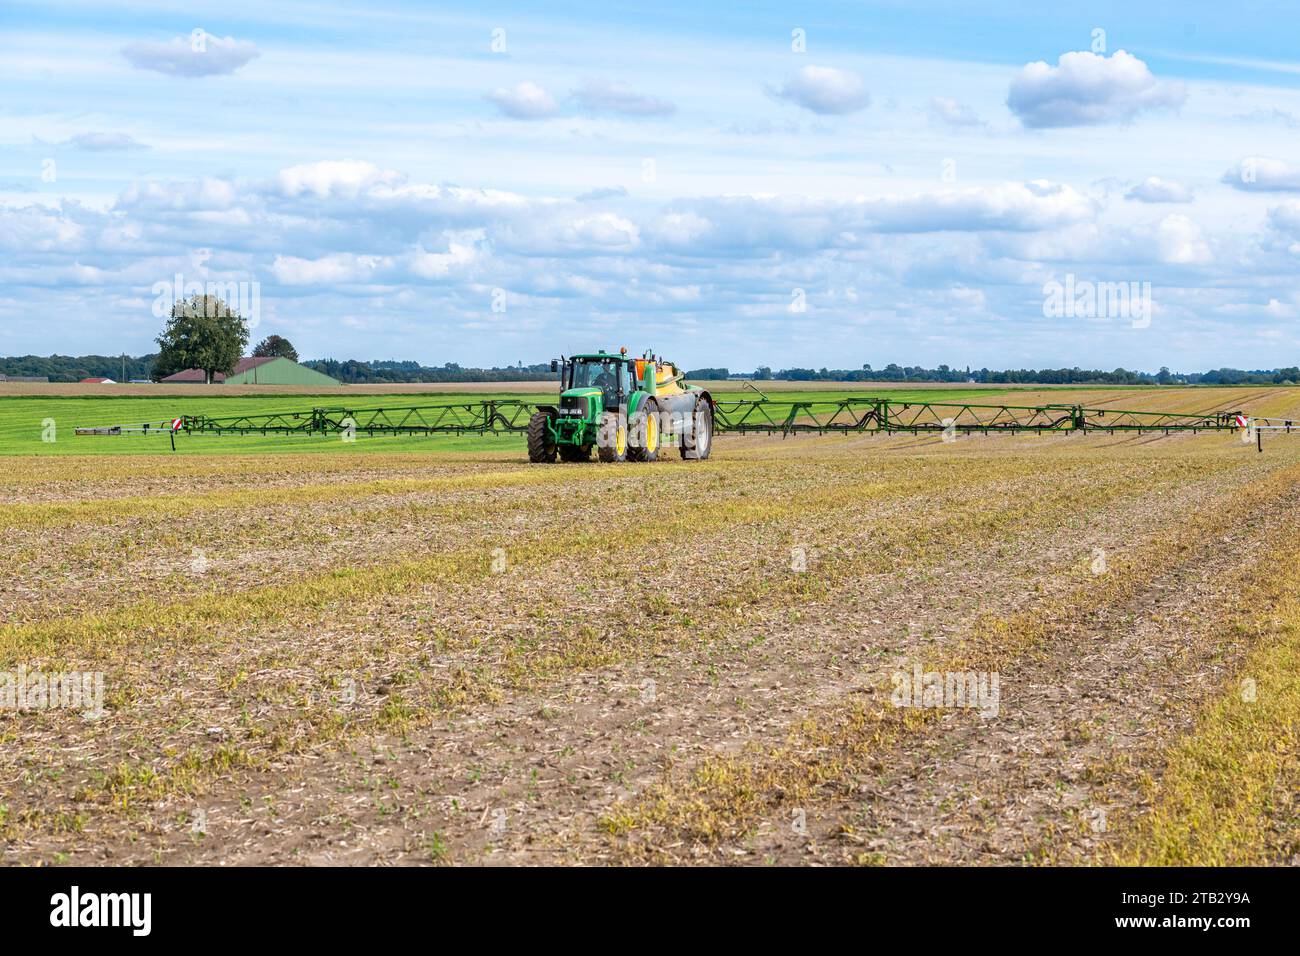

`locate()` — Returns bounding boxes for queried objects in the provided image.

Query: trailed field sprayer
[527,349,713,463]
[75,349,1277,455]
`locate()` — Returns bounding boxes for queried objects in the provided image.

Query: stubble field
[2,384,1299,866]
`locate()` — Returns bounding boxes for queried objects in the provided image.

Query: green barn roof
[159,356,342,385]
[222,356,340,386]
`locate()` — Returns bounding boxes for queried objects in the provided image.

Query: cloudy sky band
[1,1,1298,369]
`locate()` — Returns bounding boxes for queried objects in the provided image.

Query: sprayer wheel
[681,400,713,460]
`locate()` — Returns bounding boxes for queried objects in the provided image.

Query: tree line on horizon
[5,353,1299,386]
[727,363,1300,386]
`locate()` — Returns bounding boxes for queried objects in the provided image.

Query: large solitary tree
[153,295,250,384]
[252,334,299,363]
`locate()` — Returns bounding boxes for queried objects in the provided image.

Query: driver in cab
[593,364,619,410]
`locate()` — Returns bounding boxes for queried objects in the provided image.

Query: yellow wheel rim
[616,426,626,456]
[646,414,658,452]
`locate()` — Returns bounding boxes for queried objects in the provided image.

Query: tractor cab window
[571,358,623,409]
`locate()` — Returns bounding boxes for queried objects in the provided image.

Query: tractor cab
[563,352,632,414]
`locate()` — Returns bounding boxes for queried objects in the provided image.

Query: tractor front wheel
[596,411,628,462]
[559,442,592,462]
[527,411,557,463]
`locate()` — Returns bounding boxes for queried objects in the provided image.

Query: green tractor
[527,349,714,463]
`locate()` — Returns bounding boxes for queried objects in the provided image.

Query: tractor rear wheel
[527,411,557,463]
[596,411,627,462]
[559,443,592,462]
[681,399,713,460]
[628,400,660,462]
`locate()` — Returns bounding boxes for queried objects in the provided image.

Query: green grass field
[0,386,1036,456]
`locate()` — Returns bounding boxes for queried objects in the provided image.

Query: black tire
[559,443,592,462]
[681,399,713,460]
[596,411,627,463]
[627,400,661,462]
[527,411,557,463]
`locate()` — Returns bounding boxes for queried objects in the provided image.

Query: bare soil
[3,421,1298,866]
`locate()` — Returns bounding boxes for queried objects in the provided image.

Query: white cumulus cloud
[122,33,260,77]
[1221,157,1300,192]
[488,82,560,120]
[119,177,239,211]
[499,211,641,254]
[277,160,403,199]
[651,181,1094,254]
[61,132,149,151]
[1007,50,1186,128]
[408,232,483,279]
[572,78,675,116]
[1268,200,1300,234]
[928,97,984,128]
[772,65,870,115]
[1150,214,1211,265]
[271,252,387,285]
[1125,177,1193,203]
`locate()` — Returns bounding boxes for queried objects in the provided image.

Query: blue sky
[2,1,1299,370]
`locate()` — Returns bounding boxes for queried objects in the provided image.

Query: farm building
[79,377,116,384]
[160,356,340,386]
